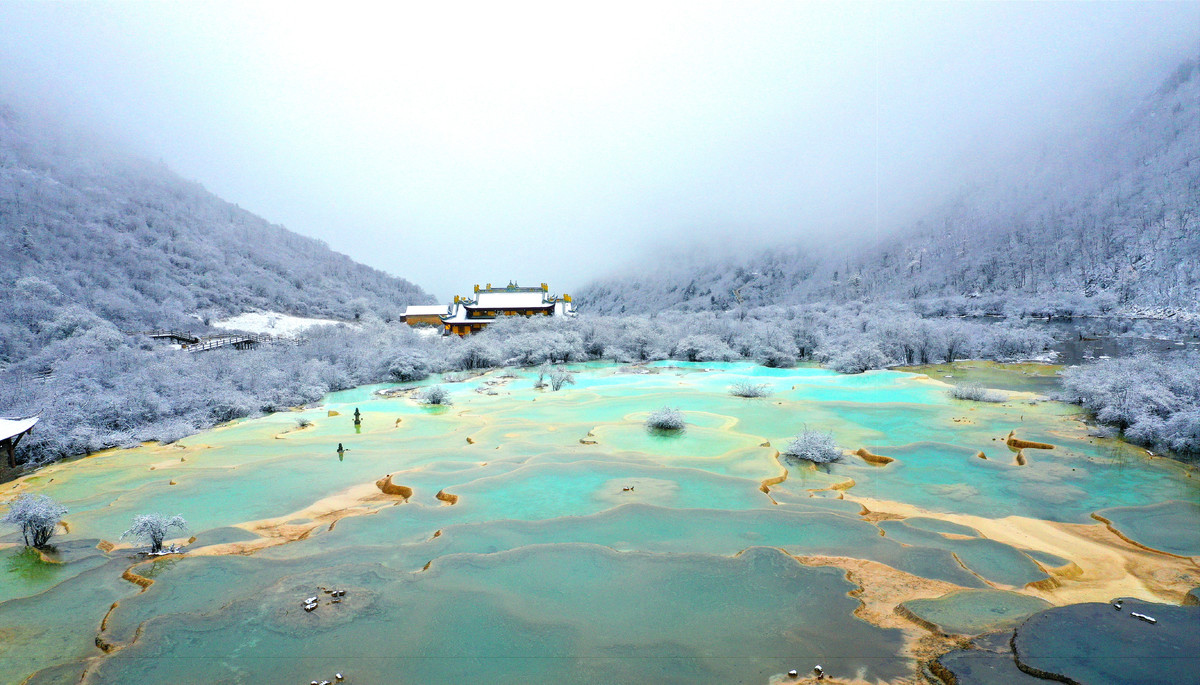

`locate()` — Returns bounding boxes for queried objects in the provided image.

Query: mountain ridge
[0,100,433,363]
[579,53,1200,317]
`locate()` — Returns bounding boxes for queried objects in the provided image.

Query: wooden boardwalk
[124,333,283,352]
[127,331,277,352]
[125,330,200,345]
[186,334,272,352]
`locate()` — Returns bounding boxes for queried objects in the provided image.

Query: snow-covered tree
[646,407,686,431]
[417,385,452,405]
[729,381,771,398]
[549,368,576,391]
[1,494,67,547]
[121,513,187,553]
[782,430,843,464]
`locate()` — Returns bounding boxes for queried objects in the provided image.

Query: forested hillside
[0,101,433,365]
[581,55,1200,316]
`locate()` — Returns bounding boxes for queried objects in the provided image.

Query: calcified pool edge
[1,362,1197,685]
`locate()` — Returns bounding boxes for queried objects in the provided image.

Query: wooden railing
[186,334,274,353]
[125,330,201,345]
[124,330,295,353]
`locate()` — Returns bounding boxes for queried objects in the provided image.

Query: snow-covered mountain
[0,100,433,363]
[580,54,1200,317]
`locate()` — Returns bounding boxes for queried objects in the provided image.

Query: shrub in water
[948,384,1006,403]
[534,361,551,389]
[1,494,67,548]
[418,385,451,405]
[550,369,576,391]
[646,407,685,431]
[121,513,188,554]
[782,429,842,463]
[729,381,771,398]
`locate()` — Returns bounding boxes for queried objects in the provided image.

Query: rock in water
[1012,598,1199,684]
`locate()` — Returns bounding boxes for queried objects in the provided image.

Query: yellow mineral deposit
[1007,430,1055,450]
[854,448,895,466]
[374,475,413,500]
[846,494,1200,607]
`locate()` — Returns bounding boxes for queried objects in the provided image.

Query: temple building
[401,304,450,327]
[441,282,574,336]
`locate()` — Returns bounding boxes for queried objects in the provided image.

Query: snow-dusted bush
[1,494,67,547]
[601,346,636,363]
[729,381,771,398]
[646,407,686,431]
[385,349,431,382]
[733,320,799,367]
[674,334,736,362]
[417,385,452,405]
[948,384,1006,403]
[782,430,843,464]
[827,343,888,374]
[1061,353,1200,456]
[449,340,499,371]
[534,361,551,389]
[1162,409,1200,455]
[549,369,576,391]
[121,513,188,554]
[614,317,673,361]
[980,326,1054,360]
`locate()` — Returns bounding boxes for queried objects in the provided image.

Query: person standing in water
[353,407,362,433]
[336,443,349,461]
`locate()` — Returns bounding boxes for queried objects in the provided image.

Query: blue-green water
[1,362,1196,684]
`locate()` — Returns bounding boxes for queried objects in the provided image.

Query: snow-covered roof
[441,305,472,324]
[471,291,551,309]
[0,417,38,443]
[404,305,449,316]
[439,284,574,328]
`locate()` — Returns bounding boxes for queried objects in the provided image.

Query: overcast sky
[1,2,1198,300]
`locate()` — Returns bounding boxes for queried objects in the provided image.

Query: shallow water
[1,362,1197,684]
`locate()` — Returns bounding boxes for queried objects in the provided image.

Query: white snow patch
[211,311,354,337]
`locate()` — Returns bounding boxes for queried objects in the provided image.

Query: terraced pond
[2,361,1197,684]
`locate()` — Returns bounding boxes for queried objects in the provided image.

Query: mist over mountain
[580,53,1200,317]
[0,100,432,363]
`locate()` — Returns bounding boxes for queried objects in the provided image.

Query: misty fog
[2,1,1198,298]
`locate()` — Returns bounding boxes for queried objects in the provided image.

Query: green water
[900,589,1052,634]
[1,362,1196,684]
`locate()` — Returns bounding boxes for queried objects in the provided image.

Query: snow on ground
[211,311,354,337]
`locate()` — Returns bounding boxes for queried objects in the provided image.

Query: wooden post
[5,427,30,468]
